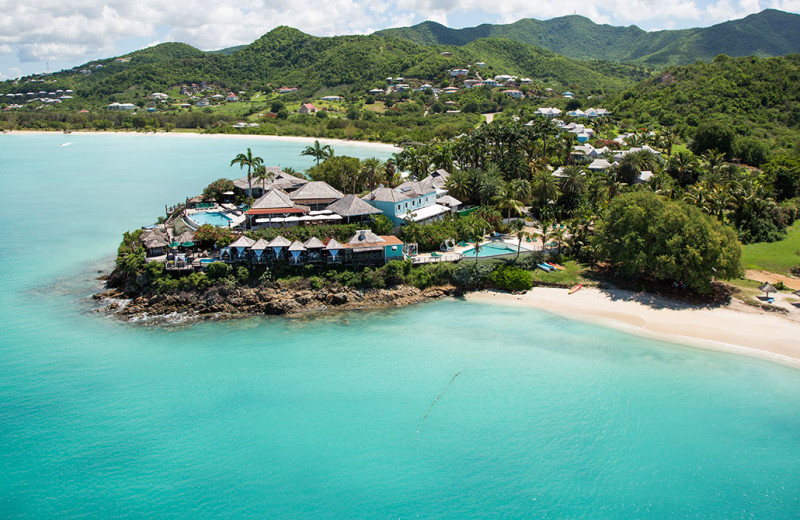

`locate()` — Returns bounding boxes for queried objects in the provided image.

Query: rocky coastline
[93,275,458,324]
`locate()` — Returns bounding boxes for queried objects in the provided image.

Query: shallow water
[1,134,799,518]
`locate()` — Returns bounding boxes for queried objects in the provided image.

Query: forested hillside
[609,54,800,150]
[375,9,800,68]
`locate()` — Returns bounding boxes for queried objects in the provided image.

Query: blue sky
[0,0,798,80]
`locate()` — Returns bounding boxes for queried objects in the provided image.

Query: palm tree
[510,220,528,260]
[301,140,333,166]
[615,149,661,185]
[559,165,586,198]
[230,148,264,199]
[530,170,560,208]
[253,164,275,191]
[446,169,473,204]
[361,157,385,191]
[492,183,526,220]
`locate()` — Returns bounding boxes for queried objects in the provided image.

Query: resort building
[245,189,310,228]
[232,168,308,198]
[363,177,451,225]
[326,194,383,223]
[218,231,403,266]
[288,181,344,210]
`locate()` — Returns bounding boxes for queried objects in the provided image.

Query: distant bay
[1,133,799,518]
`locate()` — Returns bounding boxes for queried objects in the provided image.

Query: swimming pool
[461,242,527,257]
[189,210,232,227]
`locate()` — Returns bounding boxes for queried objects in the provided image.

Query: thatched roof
[327,194,382,217]
[759,283,777,294]
[289,181,344,201]
[303,237,325,249]
[325,238,344,250]
[288,240,307,252]
[437,195,461,207]
[348,229,385,245]
[142,234,168,248]
[251,238,269,250]
[229,236,256,248]
[233,167,306,191]
[251,189,295,209]
[266,236,291,248]
[363,186,409,203]
[175,231,195,243]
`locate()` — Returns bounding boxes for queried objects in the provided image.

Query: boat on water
[568,284,583,294]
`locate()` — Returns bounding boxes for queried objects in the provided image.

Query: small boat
[59,142,71,147]
[538,263,554,272]
[568,284,583,295]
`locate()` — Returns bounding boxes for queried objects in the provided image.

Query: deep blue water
[1,133,799,518]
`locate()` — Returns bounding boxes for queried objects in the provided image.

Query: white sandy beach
[3,129,402,153]
[467,287,800,367]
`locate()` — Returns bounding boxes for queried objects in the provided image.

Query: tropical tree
[510,220,529,260]
[361,157,385,191]
[301,140,333,166]
[230,147,264,199]
[445,169,473,204]
[492,182,526,220]
[615,149,661,185]
[253,164,275,190]
[530,170,561,208]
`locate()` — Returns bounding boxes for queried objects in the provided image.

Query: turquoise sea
[1,133,799,518]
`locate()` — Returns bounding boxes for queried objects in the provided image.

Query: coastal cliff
[94,275,458,323]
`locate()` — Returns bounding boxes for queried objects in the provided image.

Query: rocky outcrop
[95,283,458,323]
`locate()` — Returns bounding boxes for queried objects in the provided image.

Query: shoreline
[466,287,800,368]
[2,129,402,153]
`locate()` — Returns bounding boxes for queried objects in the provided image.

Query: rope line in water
[416,371,461,436]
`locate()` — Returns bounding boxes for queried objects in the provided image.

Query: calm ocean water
[1,133,799,518]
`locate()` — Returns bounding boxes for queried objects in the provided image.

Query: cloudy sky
[1,0,798,80]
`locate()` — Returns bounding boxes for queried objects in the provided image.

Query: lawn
[741,220,800,273]
[530,259,587,287]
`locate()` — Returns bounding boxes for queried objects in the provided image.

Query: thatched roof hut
[325,238,344,250]
[288,240,307,252]
[229,236,255,249]
[303,237,325,249]
[266,236,292,248]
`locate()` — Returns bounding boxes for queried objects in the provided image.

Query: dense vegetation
[609,54,800,152]
[376,9,800,68]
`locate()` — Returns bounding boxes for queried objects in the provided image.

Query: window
[391,246,398,251]
[396,205,401,211]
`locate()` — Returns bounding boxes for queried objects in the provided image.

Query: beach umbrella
[169,241,180,248]
[759,283,777,297]
[182,241,195,247]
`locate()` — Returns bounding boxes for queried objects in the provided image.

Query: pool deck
[411,234,543,264]
[184,207,246,229]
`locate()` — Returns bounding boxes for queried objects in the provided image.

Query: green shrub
[490,266,533,292]
[206,262,230,281]
[309,276,324,290]
[235,266,250,284]
[152,277,180,294]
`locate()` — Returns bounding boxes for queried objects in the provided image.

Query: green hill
[609,54,800,147]
[2,27,640,101]
[375,9,800,68]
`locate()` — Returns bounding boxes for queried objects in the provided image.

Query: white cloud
[0,0,793,78]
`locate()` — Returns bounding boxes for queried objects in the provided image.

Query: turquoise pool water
[190,210,232,227]
[1,134,799,518]
[462,242,526,257]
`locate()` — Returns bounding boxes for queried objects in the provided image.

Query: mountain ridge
[374,9,800,67]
